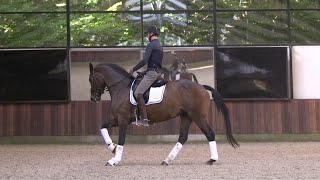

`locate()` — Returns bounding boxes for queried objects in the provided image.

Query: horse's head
[89,63,106,102]
[180,59,187,72]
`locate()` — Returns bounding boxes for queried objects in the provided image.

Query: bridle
[90,72,106,97]
[90,71,129,96]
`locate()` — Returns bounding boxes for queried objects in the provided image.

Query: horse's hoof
[106,162,115,166]
[161,161,169,166]
[206,159,216,165]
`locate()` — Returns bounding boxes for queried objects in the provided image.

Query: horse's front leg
[100,121,117,153]
[106,121,128,166]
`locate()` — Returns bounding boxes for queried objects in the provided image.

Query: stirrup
[132,107,150,126]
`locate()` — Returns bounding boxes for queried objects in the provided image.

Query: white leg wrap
[100,128,116,152]
[107,145,124,166]
[163,142,183,164]
[209,141,218,160]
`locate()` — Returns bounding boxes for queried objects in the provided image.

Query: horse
[89,63,239,166]
[159,60,179,81]
[160,58,199,83]
[179,59,198,83]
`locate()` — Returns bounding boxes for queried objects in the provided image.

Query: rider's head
[144,25,160,42]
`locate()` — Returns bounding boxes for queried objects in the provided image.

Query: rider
[129,25,163,126]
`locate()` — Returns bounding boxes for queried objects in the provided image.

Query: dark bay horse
[89,63,239,166]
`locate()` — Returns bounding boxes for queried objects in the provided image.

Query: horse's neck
[110,79,131,98]
[100,69,132,96]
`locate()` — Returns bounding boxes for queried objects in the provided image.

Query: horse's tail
[191,73,198,83]
[203,85,239,148]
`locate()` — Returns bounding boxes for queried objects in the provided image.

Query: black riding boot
[136,94,149,126]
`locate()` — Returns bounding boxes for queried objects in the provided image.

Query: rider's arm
[132,43,153,72]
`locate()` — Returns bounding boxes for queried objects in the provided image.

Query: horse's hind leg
[161,114,192,165]
[193,118,218,165]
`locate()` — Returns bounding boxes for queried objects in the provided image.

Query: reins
[90,70,131,93]
[105,76,128,92]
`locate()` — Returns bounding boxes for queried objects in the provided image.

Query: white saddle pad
[130,83,166,105]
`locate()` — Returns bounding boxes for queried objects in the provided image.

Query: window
[142,12,214,46]
[291,11,320,45]
[0,49,69,102]
[143,0,213,11]
[70,0,138,11]
[0,0,66,12]
[217,11,288,45]
[70,13,142,47]
[216,0,287,10]
[70,48,141,100]
[216,47,290,99]
[290,0,320,9]
[70,47,214,100]
[0,13,67,48]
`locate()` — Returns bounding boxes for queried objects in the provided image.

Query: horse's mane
[96,63,135,80]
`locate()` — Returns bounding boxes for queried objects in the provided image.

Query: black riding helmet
[144,25,160,36]
[145,25,160,41]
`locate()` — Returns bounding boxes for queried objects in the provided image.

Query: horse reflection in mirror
[89,63,239,166]
[179,59,198,83]
[160,58,199,83]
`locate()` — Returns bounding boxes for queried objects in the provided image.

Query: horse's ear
[89,63,94,73]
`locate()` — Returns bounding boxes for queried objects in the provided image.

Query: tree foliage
[0,0,319,47]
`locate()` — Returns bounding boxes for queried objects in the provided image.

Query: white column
[292,46,320,99]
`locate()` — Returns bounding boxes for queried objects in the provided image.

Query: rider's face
[145,32,153,40]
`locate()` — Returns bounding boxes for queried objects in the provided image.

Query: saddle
[131,71,167,104]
